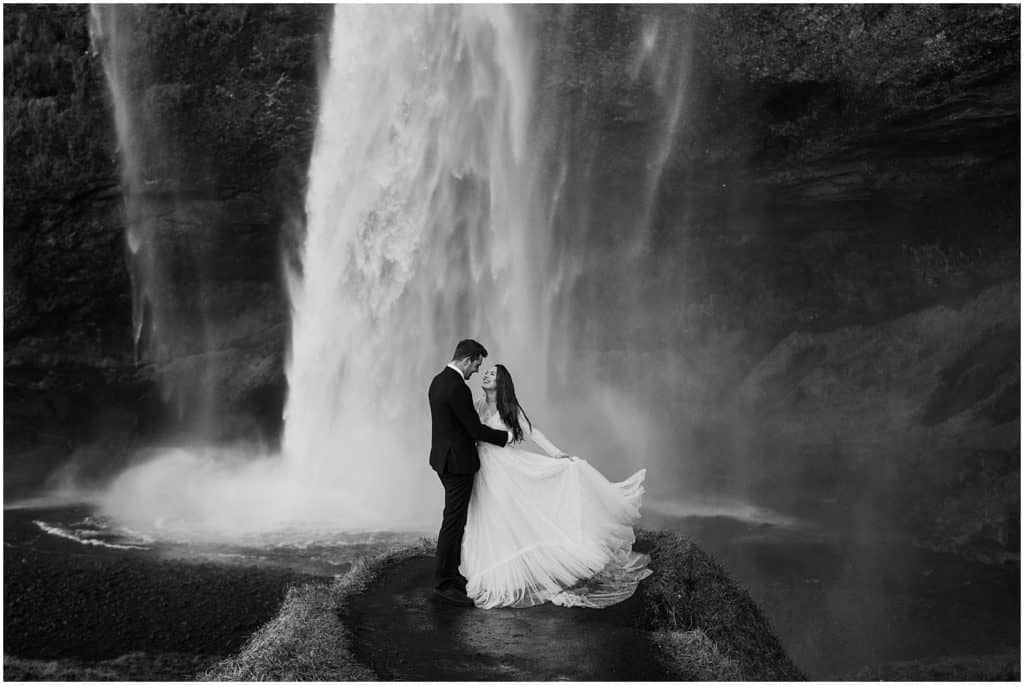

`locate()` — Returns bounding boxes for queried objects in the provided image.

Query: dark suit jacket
[429,366,508,474]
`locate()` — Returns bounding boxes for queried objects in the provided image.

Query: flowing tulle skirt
[460,443,651,609]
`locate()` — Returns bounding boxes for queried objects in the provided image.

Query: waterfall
[88,6,149,359]
[89,5,218,432]
[96,5,696,539]
[97,5,553,537]
[281,5,546,524]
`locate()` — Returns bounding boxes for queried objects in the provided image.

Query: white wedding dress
[460,403,652,609]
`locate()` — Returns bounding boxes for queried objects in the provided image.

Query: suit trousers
[435,471,475,591]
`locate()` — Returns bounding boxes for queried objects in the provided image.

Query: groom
[428,339,509,606]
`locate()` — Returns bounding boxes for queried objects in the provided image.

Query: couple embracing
[428,339,651,609]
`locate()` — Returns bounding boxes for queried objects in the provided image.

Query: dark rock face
[5,7,128,360]
[4,5,329,465]
[540,4,1018,346]
[4,5,1018,559]
[534,4,1019,563]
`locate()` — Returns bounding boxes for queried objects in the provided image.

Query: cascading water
[537,9,697,477]
[96,4,719,541]
[89,5,219,432]
[97,4,559,538]
[88,6,151,360]
[281,5,545,525]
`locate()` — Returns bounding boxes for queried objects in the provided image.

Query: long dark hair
[494,364,532,443]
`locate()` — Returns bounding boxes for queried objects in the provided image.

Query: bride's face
[481,367,497,390]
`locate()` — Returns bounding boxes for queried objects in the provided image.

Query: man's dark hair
[452,338,488,361]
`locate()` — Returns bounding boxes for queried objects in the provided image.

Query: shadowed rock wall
[536,4,1019,562]
[4,5,330,493]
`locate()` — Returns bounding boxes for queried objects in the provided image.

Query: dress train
[460,408,651,609]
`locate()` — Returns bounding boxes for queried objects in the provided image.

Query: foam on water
[644,495,806,529]
[32,520,151,551]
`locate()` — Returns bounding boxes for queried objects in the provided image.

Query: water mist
[95,5,736,541]
[97,5,557,538]
[282,4,553,528]
[89,6,220,431]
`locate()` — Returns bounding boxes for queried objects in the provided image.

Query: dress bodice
[480,408,501,430]
[476,400,564,457]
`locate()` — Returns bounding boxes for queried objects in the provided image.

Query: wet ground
[343,553,669,681]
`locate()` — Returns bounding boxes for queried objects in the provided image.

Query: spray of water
[87,5,750,542]
[280,5,548,528]
[89,5,219,429]
[94,5,556,538]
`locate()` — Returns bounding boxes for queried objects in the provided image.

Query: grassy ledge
[202,531,801,681]
[201,539,435,681]
[636,529,804,681]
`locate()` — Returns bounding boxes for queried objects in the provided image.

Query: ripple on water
[11,504,424,577]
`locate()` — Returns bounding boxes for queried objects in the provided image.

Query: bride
[460,364,652,609]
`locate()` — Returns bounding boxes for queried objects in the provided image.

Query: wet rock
[343,554,672,681]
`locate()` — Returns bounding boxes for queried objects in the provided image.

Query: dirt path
[343,554,670,681]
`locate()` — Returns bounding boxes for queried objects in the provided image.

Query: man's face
[465,356,483,379]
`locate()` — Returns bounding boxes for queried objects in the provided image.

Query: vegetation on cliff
[637,529,803,680]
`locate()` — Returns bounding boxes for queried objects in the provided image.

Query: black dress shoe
[433,587,475,607]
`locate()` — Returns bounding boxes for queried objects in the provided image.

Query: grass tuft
[650,628,743,681]
[636,528,804,681]
[201,539,434,681]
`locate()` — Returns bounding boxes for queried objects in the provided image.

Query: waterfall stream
[94,4,693,539]
[282,5,544,526]
[89,5,219,430]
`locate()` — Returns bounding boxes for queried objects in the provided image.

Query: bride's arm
[519,410,570,459]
